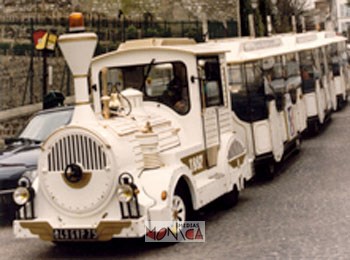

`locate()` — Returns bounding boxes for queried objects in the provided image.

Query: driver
[162,63,189,113]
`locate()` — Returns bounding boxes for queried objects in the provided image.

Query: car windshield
[19,109,72,142]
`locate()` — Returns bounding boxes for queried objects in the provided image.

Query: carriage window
[299,50,315,78]
[271,57,284,80]
[229,64,250,122]
[229,61,269,122]
[319,48,328,75]
[299,50,317,93]
[284,53,301,104]
[262,56,285,111]
[285,53,300,78]
[228,65,244,94]
[329,44,341,76]
[197,57,224,108]
[101,61,190,115]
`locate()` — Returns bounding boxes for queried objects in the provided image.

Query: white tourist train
[12,13,251,242]
[12,13,349,242]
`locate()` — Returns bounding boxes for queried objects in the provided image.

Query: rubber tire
[174,185,194,221]
[219,185,239,209]
[262,161,276,181]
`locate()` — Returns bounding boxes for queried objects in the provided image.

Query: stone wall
[0,0,239,21]
[0,55,71,110]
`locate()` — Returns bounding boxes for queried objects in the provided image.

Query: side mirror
[191,75,195,83]
[191,75,205,83]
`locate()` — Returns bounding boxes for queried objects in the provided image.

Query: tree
[240,0,308,36]
[274,0,310,33]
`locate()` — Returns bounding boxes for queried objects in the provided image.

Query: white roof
[200,31,347,64]
[92,38,229,63]
[92,32,347,65]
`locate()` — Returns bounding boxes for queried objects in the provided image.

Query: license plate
[53,229,98,241]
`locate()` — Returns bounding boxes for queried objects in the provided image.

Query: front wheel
[173,185,194,223]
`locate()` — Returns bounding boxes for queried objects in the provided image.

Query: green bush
[126,25,138,40]
[0,42,11,51]
[13,43,32,56]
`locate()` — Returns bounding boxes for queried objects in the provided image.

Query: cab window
[197,57,224,108]
[101,61,190,115]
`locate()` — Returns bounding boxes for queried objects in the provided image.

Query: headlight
[116,185,133,203]
[23,170,38,183]
[13,187,30,205]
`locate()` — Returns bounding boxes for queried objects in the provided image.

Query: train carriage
[324,32,349,109]
[204,36,307,179]
[12,14,252,242]
[293,31,348,132]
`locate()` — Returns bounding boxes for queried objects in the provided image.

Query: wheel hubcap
[172,195,186,223]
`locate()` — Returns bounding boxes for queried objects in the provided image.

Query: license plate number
[53,229,98,241]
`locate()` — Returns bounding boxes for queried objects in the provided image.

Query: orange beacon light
[69,12,85,32]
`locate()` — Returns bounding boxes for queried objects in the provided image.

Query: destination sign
[243,38,282,52]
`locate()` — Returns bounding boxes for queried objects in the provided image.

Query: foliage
[126,25,138,39]
[240,0,311,36]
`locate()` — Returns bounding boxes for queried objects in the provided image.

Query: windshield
[19,109,72,141]
[102,61,190,114]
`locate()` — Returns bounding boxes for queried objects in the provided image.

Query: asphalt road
[2,105,350,259]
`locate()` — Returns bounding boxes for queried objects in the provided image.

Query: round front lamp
[116,185,133,203]
[13,187,31,206]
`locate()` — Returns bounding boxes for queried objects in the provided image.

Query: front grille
[47,134,107,172]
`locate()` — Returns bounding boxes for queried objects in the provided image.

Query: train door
[192,56,230,206]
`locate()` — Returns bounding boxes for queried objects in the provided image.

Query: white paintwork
[14,35,251,241]
[13,28,350,241]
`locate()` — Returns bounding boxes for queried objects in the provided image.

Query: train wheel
[263,161,276,181]
[313,121,321,134]
[219,185,239,209]
[172,194,187,225]
[294,135,302,153]
[173,185,194,223]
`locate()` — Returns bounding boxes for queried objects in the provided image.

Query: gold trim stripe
[228,154,246,168]
[75,101,91,106]
[58,35,97,43]
[20,221,53,241]
[19,220,132,241]
[73,74,88,79]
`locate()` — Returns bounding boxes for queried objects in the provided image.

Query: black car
[0,106,73,220]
